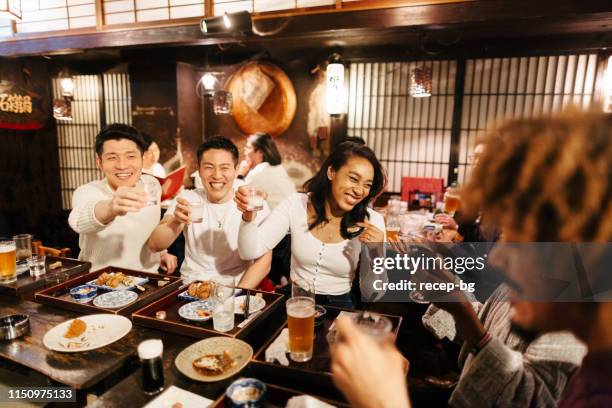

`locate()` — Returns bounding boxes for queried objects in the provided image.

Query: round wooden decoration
[227,61,297,137]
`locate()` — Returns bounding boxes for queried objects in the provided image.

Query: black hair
[95,123,146,156]
[304,143,386,239]
[141,132,154,150]
[197,136,239,165]
[248,132,282,165]
[343,136,366,145]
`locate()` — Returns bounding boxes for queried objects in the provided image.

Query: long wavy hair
[304,142,386,239]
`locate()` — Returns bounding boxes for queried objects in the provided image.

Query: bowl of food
[70,284,98,303]
[225,378,266,407]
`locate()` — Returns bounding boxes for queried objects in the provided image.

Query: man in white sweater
[68,124,177,273]
[148,137,271,286]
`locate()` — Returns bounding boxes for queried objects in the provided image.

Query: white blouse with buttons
[238,192,386,296]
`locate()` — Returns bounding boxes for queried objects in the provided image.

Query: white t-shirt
[68,175,161,272]
[238,192,386,296]
[167,189,271,283]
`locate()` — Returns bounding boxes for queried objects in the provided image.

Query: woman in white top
[235,142,387,308]
[236,132,295,210]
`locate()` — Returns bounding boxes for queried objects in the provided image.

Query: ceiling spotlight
[200,11,252,35]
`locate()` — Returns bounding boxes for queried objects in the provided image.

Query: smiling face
[326,156,374,213]
[199,148,237,203]
[96,138,143,190]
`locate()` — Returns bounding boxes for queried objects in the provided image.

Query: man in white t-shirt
[148,137,272,286]
[68,124,177,273]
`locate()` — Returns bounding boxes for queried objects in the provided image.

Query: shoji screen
[457,54,599,183]
[347,61,456,192]
[53,73,132,209]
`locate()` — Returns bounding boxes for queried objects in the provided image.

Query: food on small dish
[226,378,266,406]
[187,281,214,300]
[196,309,210,318]
[70,284,98,303]
[64,318,86,339]
[192,350,235,375]
[95,272,135,288]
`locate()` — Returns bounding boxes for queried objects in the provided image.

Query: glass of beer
[13,234,32,274]
[443,187,460,216]
[138,339,164,395]
[0,240,17,284]
[287,296,315,362]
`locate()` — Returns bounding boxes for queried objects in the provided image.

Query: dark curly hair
[461,110,612,242]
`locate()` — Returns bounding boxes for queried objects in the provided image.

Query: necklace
[207,202,232,229]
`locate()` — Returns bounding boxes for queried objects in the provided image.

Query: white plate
[234,295,266,315]
[175,337,252,382]
[93,290,138,309]
[43,314,132,353]
[87,275,149,291]
[143,385,213,408]
[178,300,214,322]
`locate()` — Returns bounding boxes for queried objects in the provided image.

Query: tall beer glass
[443,187,460,216]
[286,296,315,362]
[0,240,17,284]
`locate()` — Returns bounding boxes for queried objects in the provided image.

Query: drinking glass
[0,240,16,284]
[443,187,460,216]
[287,278,315,362]
[13,234,32,274]
[27,255,46,278]
[287,296,315,362]
[213,91,233,115]
[138,339,164,395]
[213,276,235,332]
[246,188,265,212]
[352,311,392,342]
[140,179,160,206]
[189,193,204,223]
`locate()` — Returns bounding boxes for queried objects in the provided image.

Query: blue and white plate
[93,290,138,309]
[178,300,214,322]
[87,275,149,291]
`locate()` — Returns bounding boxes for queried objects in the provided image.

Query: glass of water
[27,255,46,278]
[13,234,32,274]
[212,276,235,332]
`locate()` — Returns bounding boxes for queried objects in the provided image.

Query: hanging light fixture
[60,77,74,97]
[326,54,346,116]
[410,65,432,98]
[0,0,21,20]
[201,73,216,92]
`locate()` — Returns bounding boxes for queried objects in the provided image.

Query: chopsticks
[244,289,251,319]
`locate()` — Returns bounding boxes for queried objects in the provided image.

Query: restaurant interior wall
[0,57,64,244]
